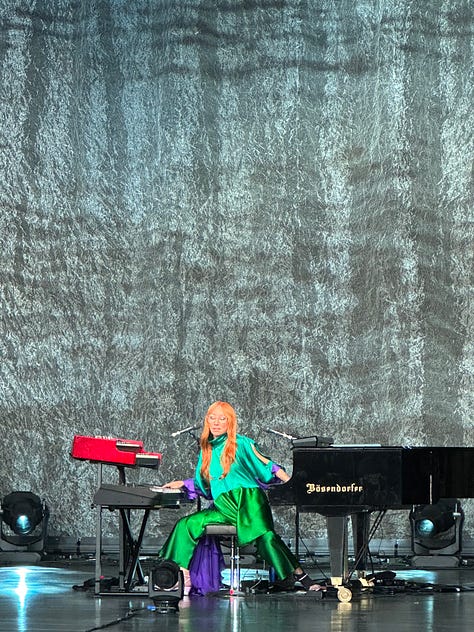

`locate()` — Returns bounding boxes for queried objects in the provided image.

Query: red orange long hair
[200,401,237,482]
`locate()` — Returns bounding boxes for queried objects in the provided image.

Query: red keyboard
[71,435,162,468]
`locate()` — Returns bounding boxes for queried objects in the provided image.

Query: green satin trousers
[159,487,299,580]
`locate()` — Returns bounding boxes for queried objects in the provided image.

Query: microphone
[265,428,297,441]
[171,424,200,438]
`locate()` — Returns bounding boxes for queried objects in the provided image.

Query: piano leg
[326,513,371,581]
[352,512,370,572]
[326,515,349,581]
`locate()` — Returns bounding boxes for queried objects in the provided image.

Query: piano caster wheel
[337,586,352,603]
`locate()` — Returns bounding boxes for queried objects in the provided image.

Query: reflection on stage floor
[1,560,474,632]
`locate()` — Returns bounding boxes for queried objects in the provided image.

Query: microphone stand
[264,428,336,560]
[172,423,202,511]
[265,428,297,442]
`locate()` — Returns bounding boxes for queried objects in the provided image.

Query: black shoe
[293,572,325,592]
[268,576,295,593]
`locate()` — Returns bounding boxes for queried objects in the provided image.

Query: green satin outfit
[159,434,299,579]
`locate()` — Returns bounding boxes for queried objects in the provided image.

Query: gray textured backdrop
[0,0,473,545]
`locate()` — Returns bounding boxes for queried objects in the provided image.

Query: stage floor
[1,559,474,632]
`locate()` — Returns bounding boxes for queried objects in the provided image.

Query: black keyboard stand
[94,464,151,597]
[118,506,150,592]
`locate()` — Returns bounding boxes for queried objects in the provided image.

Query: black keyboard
[93,484,187,508]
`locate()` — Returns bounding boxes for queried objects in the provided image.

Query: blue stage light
[1,491,49,549]
[410,498,464,563]
[148,559,183,612]
[15,515,32,535]
[415,518,435,537]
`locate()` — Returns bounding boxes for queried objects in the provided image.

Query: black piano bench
[204,524,241,594]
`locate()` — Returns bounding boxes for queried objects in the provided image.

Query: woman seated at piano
[160,400,322,595]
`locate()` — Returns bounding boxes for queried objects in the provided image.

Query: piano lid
[269,446,405,511]
[269,445,474,512]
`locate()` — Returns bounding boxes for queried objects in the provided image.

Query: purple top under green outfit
[159,433,298,593]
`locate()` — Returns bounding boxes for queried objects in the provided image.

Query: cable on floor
[83,607,147,632]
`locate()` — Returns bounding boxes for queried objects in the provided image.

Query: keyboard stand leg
[118,510,127,590]
[95,464,103,596]
[118,467,127,590]
[121,509,150,591]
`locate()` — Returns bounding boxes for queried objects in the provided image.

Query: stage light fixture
[148,559,184,612]
[0,491,49,552]
[410,498,464,567]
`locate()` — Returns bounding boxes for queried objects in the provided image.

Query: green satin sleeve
[239,436,277,484]
[193,451,211,497]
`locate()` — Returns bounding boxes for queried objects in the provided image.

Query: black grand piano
[268,440,474,587]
